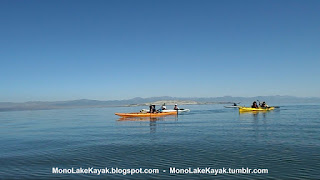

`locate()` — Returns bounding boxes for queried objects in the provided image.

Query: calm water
[1,104,320,179]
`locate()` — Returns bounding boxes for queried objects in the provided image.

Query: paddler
[149,105,157,113]
[174,104,179,110]
[161,103,166,110]
[251,101,258,108]
[260,102,268,108]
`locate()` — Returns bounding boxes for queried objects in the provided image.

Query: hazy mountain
[0,96,319,112]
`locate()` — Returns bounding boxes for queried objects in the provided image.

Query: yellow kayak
[115,111,177,117]
[238,106,275,112]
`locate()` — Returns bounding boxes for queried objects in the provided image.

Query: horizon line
[1,95,320,103]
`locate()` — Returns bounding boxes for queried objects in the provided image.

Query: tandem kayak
[238,106,275,112]
[115,111,177,117]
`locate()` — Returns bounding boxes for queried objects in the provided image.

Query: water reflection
[238,111,271,142]
[117,116,178,133]
[239,111,269,115]
[238,111,270,121]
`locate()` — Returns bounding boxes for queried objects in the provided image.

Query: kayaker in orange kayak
[149,105,157,113]
[161,103,166,110]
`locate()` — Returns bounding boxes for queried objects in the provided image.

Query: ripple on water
[1,105,320,179]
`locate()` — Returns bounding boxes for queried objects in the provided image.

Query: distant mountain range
[0,96,319,112]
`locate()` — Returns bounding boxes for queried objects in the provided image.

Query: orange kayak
[115,111,177,117]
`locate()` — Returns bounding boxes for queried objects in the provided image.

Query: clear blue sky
[1,0,319,102]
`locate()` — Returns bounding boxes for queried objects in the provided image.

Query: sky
[0,0,319,102]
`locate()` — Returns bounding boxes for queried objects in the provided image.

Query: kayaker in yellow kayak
[260,101,269,108]
[251,101,259,108]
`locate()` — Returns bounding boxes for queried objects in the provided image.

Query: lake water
[1,104,320,179]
